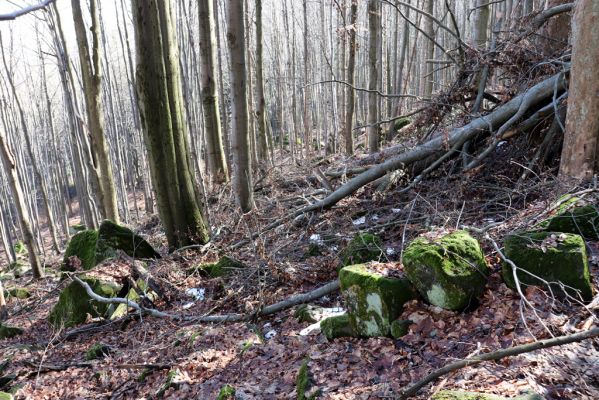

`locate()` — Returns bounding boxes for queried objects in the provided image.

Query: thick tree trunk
[198,0,229,183]
[344,0,358,156]
[132,0,210,248]
[367,0,381,153]
[227,0,255,212]
[71,0,120,223]
[559,0,599,182]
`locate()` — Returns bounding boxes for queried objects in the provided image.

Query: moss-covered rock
[96,220,160,263]
[62,230,99,271]
[189,256,245,278]
[543,197,599,240]
[339,264,417,337]
[339,233,383,267]
[0,392,13,400]
[85,343,112,360]
[296,358,318,400]
[216,385,236,400]
[403,231,489,311]
[48,277,120,328]
[431,391,544,400]
[295,305,323,323]
[394,117,411,131]
[503,232,593,301]
[0,324,23,339]
[320,314,355,340]
[4,288,30,300]
[62,221,159,272]
[390,319,412,339]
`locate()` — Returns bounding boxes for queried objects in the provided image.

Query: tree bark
[198,0,230,183]
[344,0,358,156]
[71,0,120,223]
[132,0,210,248]
[255,0,271,165]
[367,0,381,153]
[559,0,599,182]
[227,0,255,212]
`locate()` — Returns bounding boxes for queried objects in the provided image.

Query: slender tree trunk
[198,0,230,183]
[367,0,381,153]
[344,0,358,155]
[227,0,255,212]
[71,0,120,223]
[255,0,270,165]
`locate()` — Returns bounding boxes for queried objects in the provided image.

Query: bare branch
[0,0,55,21]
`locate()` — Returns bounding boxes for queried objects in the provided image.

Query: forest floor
[1,139,599,399]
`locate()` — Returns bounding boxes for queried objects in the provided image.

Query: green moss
[13,242,26,255]
[62,230,99,271]
[339,264,417,337]
[296,359,318,400]
[109,287,141,319]
[320,314,355,340]
[85,343,111,360]
[431,391,543,400]
[305,243,323,258]
[6,288,30,299]
[48,277,120,328]
[0,392,13,400]
[69,224,87,235]
[155,369,178,398]
[503,232,593,301]
[390,319,412,339]
[544,201,599,240]
[403,231,489,311]
[217,385,236,400]
[339,233,383,267]
[96,220,160,263]
[0,324,23,339]
[191,256,245,278]
[393,117,411,131]
[295,305,322,323]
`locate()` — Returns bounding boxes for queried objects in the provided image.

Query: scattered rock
[49,277,120,328]
[503,232,593,301]
[338,233,383,267]
[339,264,416,337]
[320,314,355,340]
[0,324,23,339]
[85,343,112,360]
[543,197,599,240]
[403,230,489,311]
[295,304,323,323]
[189,256,245,278]
[62,220,160,272]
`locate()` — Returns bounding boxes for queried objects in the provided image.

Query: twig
[399,326,599,399]
[0,0,55,21]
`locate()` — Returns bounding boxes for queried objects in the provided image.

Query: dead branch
[72,274,339,323]
[399,326,599,399]
[0,0,55,21]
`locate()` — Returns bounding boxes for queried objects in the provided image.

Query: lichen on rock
[338,233,383,267]
[48,277,120,328]
[339,264,416,337]
[403,230,489,311]
[502,231,593,301]
[320,314,355,340]
[62,230,99,271]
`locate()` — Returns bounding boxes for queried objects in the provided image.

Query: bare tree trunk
[199,0,230,183]
[132,0,211,248]
[344,0,358,155]
[227,0,255,212]
[559,0,599,182]
[255,0,271,165]
[367,0,381,153]
[70,0,120,223]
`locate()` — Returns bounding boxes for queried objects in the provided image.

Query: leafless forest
[0,0,598,399]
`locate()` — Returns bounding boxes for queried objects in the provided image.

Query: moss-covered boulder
[96,220,160,263]
[394,117,411,131]
[3,287,30,300]
[503,232,593,301]
[0,324,23,340]
[48,277,120,328]
[63,230,99,271]
[431,391,543,400]
[320,314,355,340]
[62,220,160,271]
[403,231,489,311]
[339,264,417,337]
[0,392,13,400]
[339,233,383,267]
[542,197,599,240]
[295,305,323,323]
[189,256,245,278]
